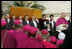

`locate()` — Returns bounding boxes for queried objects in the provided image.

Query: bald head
[61,12,66,18]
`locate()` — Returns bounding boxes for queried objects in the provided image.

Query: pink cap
[56,39,64,46]
[50,36,57,43]
[28,27,36,34]
[1,19,7,27]
[23,24,31,31]
[41,29,48,35]
[14,19,21,25]
[7,29,14,34]
[36,34,42,40]
[35,27,39,31]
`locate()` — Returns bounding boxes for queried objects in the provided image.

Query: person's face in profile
[43,16,46,19]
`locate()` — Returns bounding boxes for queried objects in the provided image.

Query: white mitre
[58,32,66,40]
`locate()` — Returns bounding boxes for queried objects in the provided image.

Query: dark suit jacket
[9,19,15,29]
[6,19,11,30]
[50,21,56,33]
[38,18,48,30]
[22,20,30,25]
[29,20,39,28]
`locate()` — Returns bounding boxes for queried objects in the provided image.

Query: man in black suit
[49,15,56,35]
[29,16,39,28]
[38,15,48,30]
[23,15,30,25]
[6,14,11,30]
[9,15,16,29]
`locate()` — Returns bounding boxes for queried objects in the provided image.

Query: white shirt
[44,21,47,27]
[49,20,54,28]
[20,20,22,23]
[70,20,71,23]
[36,19,39,23]
[7,19,10,23]
[26,20,29,24]
[32,20,37,27]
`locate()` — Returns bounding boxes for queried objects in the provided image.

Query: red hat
[7,29,14,34]
[14,19,21,25]
[36,34,42,40]
[28,27,36,35]
[56,39,64,46]
[23,24,31,31]
[50,36,57,43]
[1,19,7,27]
[41,39,57,48]
[21,38,44,48]
[35,27,39,31]
[41,29,48,35]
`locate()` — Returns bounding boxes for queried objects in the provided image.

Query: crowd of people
[1,13,71,48]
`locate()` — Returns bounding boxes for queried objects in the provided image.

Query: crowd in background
[1,13,71,48]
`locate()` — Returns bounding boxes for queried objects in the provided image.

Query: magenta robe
[3,29,28,48]
[56,17,69,26]
[41,40,58,48]
[20,37,44,48]
[3,32,17,48]
[1,30,6,41]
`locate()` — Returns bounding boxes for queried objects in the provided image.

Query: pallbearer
[6,14,11,30]
[49,15,56,35]
[10,15,16,29]
[23,15,30,25]
[29,16,39,28]
[38,15,48,30]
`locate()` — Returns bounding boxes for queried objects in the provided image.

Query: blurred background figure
[6,14,11,30]
[23,15,30,25]
[10,15,16,29]
[61,16,71,48]
[38,15,48,30]
[49,15,56,35]
[1,14,6,20]
[19,15,23,23]
[30,16,39,28]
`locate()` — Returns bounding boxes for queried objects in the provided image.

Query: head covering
[1,19,7,27]
[7,29,14,34]
[58,32,65,40]
[41,29,49,35]
[50,36,57,43]
[23,24,31,31]
[14,19,21,25]
[36,34,42,40]
[35,27,39,31]
[21,38,44,48]
[56,39,64,46]
[28,27,36,35]
[41,39,57,48]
